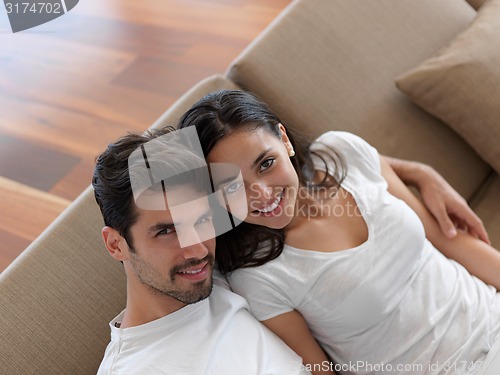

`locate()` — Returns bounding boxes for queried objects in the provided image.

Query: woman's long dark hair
[177,90,346,274]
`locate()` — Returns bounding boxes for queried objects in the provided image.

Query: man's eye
[196,215,213,226]
[224,181,243,194]
[259,158,275,172]
[157,228,175,236]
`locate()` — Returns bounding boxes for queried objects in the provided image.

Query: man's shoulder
[213,268,230,289]
[210,272,251,312]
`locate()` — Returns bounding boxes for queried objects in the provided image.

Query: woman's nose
[249,182,273,201]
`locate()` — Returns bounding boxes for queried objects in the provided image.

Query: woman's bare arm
[263,310,336,375]
[381,156,500,290]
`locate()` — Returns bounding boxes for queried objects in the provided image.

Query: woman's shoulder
[311,131,383,178]
[313,131,372,153]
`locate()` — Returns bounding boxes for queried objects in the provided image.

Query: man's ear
[102,226,129,262]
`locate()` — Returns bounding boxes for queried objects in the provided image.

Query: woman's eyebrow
[252,148,272,168]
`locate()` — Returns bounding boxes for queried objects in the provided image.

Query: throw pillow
[395,0,500,173]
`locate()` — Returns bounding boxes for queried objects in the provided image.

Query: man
[93,126,310,374]
[93,125,489,375]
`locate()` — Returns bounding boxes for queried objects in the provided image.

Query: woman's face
[207,124,299,229]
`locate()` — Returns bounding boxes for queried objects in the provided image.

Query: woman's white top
[228,131,500,375]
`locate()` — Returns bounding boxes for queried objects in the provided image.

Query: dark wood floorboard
[0,0,290,272]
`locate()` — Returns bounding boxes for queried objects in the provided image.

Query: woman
[177,90,500,375]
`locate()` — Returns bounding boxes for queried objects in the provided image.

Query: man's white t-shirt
[228,131,500,375]
[97,275,309,375]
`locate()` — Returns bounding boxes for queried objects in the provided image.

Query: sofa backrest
[227,0,491,200]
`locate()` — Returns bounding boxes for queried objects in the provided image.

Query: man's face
[124,185,216,305]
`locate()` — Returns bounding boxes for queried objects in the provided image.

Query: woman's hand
[382,156,490,244]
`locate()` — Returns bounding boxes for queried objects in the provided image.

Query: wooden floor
[0,0,290,272]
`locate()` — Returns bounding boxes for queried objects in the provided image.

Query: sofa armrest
[0,186,126,375]
[0,74,240,375]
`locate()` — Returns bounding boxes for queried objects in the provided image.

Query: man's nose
[181,241,209,260]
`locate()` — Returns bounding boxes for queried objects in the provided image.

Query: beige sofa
[2,0,498,374]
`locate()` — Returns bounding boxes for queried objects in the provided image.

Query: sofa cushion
[396,0,500,174]
[227,0,490,199]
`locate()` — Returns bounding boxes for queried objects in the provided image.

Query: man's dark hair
[92,126,178,250]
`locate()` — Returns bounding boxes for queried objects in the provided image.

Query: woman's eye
[259,158,275,172]
[224,181,243,194]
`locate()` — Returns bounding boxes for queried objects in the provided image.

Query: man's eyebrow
[147,206,213,231]
[215,175,241,188]
[147,222,175,234]
[252,148,272,168]
[199,206,214,219]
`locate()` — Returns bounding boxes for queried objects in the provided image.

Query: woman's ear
[102,226,129,262]
[277,123,294,156]
[277,123,290,143]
